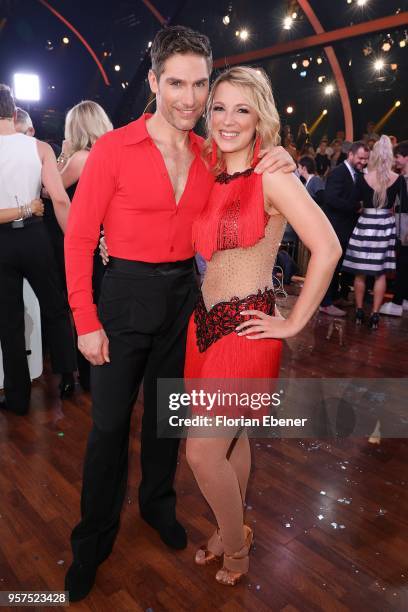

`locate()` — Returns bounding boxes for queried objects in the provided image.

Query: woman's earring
[252,135,262,167]
[211,139,218,167]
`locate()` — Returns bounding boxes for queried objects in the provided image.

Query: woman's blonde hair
[64,100,113,153]
[368,134,394,208]
[203,66,281,173]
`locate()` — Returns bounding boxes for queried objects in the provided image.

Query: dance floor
[0,288,407,611]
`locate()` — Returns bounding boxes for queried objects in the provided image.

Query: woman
[184,67,341,586]
[295,122,310,153]
[44,100,112,389]
[342,135,407,329]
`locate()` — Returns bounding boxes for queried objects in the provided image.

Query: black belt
[0,216,43,230]
[107,256,194,275]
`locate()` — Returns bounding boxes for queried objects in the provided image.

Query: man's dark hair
[0,84,15,119]
[299,155,316,174]
[349,140,369,155]
[394,140,408,157]
[150,25,212,79]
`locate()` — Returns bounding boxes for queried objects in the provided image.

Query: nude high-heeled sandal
[215,525,253,586]
[195,529,224,565]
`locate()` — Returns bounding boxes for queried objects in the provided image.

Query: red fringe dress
[185,167,286,397]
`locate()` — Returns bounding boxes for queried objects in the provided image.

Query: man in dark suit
[320,141,370,316]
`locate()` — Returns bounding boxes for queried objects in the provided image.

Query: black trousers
[0,220,76,413]
[71,256,198,566]
[394,242,408,305]
[321,239,354,306]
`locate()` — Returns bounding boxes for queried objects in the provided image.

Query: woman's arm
[60,150,89,189]
[237,171,341,339]
[0,199,44,224]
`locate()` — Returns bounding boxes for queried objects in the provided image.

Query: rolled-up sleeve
[64,135,117,335]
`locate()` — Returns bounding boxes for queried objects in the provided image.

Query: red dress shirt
[64,114,214,335]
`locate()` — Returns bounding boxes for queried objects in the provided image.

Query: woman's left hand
[61,139,73,157]
[236,310,298,339]
[254,146,297,175]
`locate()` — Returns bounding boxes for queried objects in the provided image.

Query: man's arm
[324,168,357,212]
[64,135,116,348]
[37,140,70,231]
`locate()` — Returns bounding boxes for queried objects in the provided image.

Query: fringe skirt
[184,290,282,418]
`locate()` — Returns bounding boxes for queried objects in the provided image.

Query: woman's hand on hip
[236,309,298,339]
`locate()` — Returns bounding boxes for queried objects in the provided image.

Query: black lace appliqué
[194,288,276,353]
[215,168,254,185]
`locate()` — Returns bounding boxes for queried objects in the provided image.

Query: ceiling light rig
[374,58,385,71]
[283,16,293,30]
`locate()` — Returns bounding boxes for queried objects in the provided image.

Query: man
[320,141,370,316]
[0,84,76,414]
[14,107,35,136]
[315,139,331,177]
[380,140,408,317]
[64,25,295,601]
[298,155,325,207]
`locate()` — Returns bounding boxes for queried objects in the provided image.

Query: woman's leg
[354,274,366,309]
[373,274,386,312]
[186,433,247,555]
[228,430,251,503]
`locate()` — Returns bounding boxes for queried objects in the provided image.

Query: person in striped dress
[342,135,408,329]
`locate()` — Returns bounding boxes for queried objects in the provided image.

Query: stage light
[291,62,298,69]
[399,40,406,48]
[292,12,298,19]
[300,71,307,77]
[239,29,249,40]
[357,97,363,104]
[62,36,69,44]
[374,59,384,71]
[316,57,323,64]
[357,0,367,6]
[318,75,325,83]
[286,106,294,114]
[348,59,352,66]
[347,0,352,4]
[13,73,40,101]
[302,59,310,68]
[235,30,240,37]
[395,100,401,107]
[322,109,328,115]
[121,82,126,89]
[391,63,398,70]
[223,15,230,25]
[382,41,391,52]
[148,41,152,48]
[114,64,121,71]
[324,83,334,95]
[283,16,293,30]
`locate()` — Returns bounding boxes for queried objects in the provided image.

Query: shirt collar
[124,113,202,154]
[344,160,356,180]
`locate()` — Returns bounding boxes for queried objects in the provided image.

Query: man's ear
[148,69,158,94]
